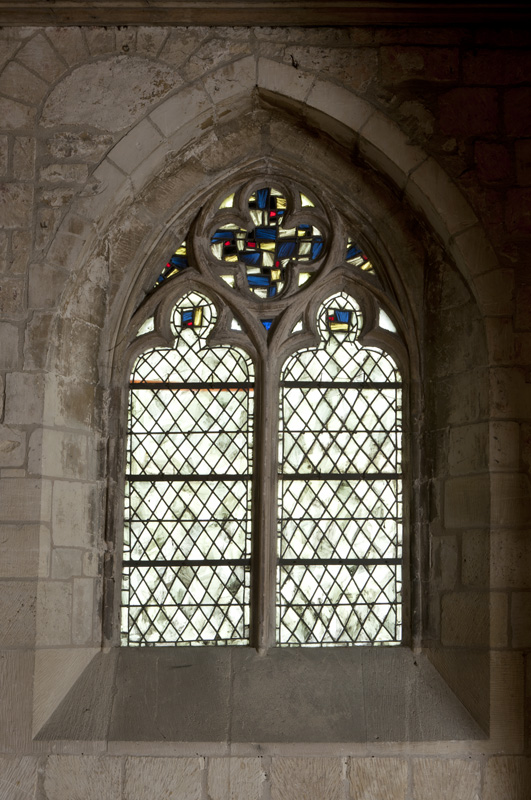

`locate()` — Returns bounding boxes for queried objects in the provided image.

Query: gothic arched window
[120,179,403,649]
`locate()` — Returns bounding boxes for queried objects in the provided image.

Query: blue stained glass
[311,240,324,259]
[255,227,276,241]
[248,275,271,287]
[211,230,229,242]
[261,319,273,330]
[277,241,297,258]
[347,244,362,260]
[242,253,261,266]
[170,255,188,269]
[182,310,193,326]
[256,188,269,209]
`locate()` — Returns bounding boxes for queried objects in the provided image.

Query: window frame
[110,177,412,652]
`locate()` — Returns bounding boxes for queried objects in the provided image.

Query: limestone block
[182,38,251,82]
[74,159,129,222]
[381,46,458,83]
[0,97,35,130]
[0,323,20,369]
[41,57,179,132]
[444,474,490,528]
[449,224,499,281]
[0,278,25,316]
[13,137,35,180]
[491,473,531,527]
[490,650,525,752]
[208,757,265,800]
[257,58,314,102]
[359,112,427,190]
[0,183,33,228]
[307,80,374,134]
[47,229,86,270]
[29,428,88,480]
[23,312,53,370]
[72,577,95,645]
[447,422,488,475]
[0,524,47,578]
[40,163,89,184]
[0,478,51,522]
[44,756,122,800]
[52,547,83,579]
[407,157,478,244]
[136,26,169,57]
[0,424,25,467]
[511,592,531,648]
[83,550,100,577]
[149,84,212,137]
[484,316,514,365]
[124,757,202,800]
[270,758,343,800]
[17,33,65,82]
[0,61,48,104]
[412,758,480,800]
[5,369,45,428]
[287,46,378,91]
[36,580,72,646]
[28,262,68,309]
[203,56,257,105]
[116,27,137,55]
[46,26,90,65]
[0,374,4,420]
[461,530,489,587]
[109,117,163,174]
[484,757,531,800]
[441,591,489,647]
[349,758,407,800]
[85,26,116,55]
[0,756,38,800]
[491,530,531,589]
[0,581,36,646]
[52,480,93,548]
[46,131,114,161]
[45,375,96,429]
[12,228,34,274]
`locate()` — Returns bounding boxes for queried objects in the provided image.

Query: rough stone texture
[124,757,202,800]
[208,757,265,800]
[0,756,38,800]
[44,756,122,800]
[41,56,180,131]
[349,758,408,800]
[270,758,343,800]
[412,758,481,800]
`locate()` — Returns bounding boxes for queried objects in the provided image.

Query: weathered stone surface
[0,651,34,751]
[0,581,36,646]
[52,480,93,548]
[124,757,202,800]
[13,137,35,180]
[0,183,33,228]
[349,758,408,800]
[72,577,95,645]
[511,592,531,648]
[46,131,115,161]
[444,474,490,528]
[46,26,90,65]
[270,758,343,800]
[35,580,72,646]
[85,26,116,55]
[0,524,44,578]
[0,478,51,523]
[412,758,480,800]
[4,372,44,425]
[0,61,48,104]
[0,424,25,467]
[0,756,38,800]
[0,96,35,129]
[492,530,531,589]
[51,547,83,579]
[381,46,458,83]
[208,757,265,800]
[441,591,489,646]
[439,88,498,136]
[40,163,89,184]
[44,756,122,800]
[0,322,20,369]
[17,32,65,82]
[41,56,179,131]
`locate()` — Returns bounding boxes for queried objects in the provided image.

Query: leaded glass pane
[210,186,324,299]
[121,292,254,646]
[278,292,402,645]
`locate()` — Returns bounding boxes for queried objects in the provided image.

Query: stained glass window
[121,180,404,649]
[278,293,402,645]
[121,292,255,645]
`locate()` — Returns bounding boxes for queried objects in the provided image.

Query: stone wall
[0,22,530,799]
